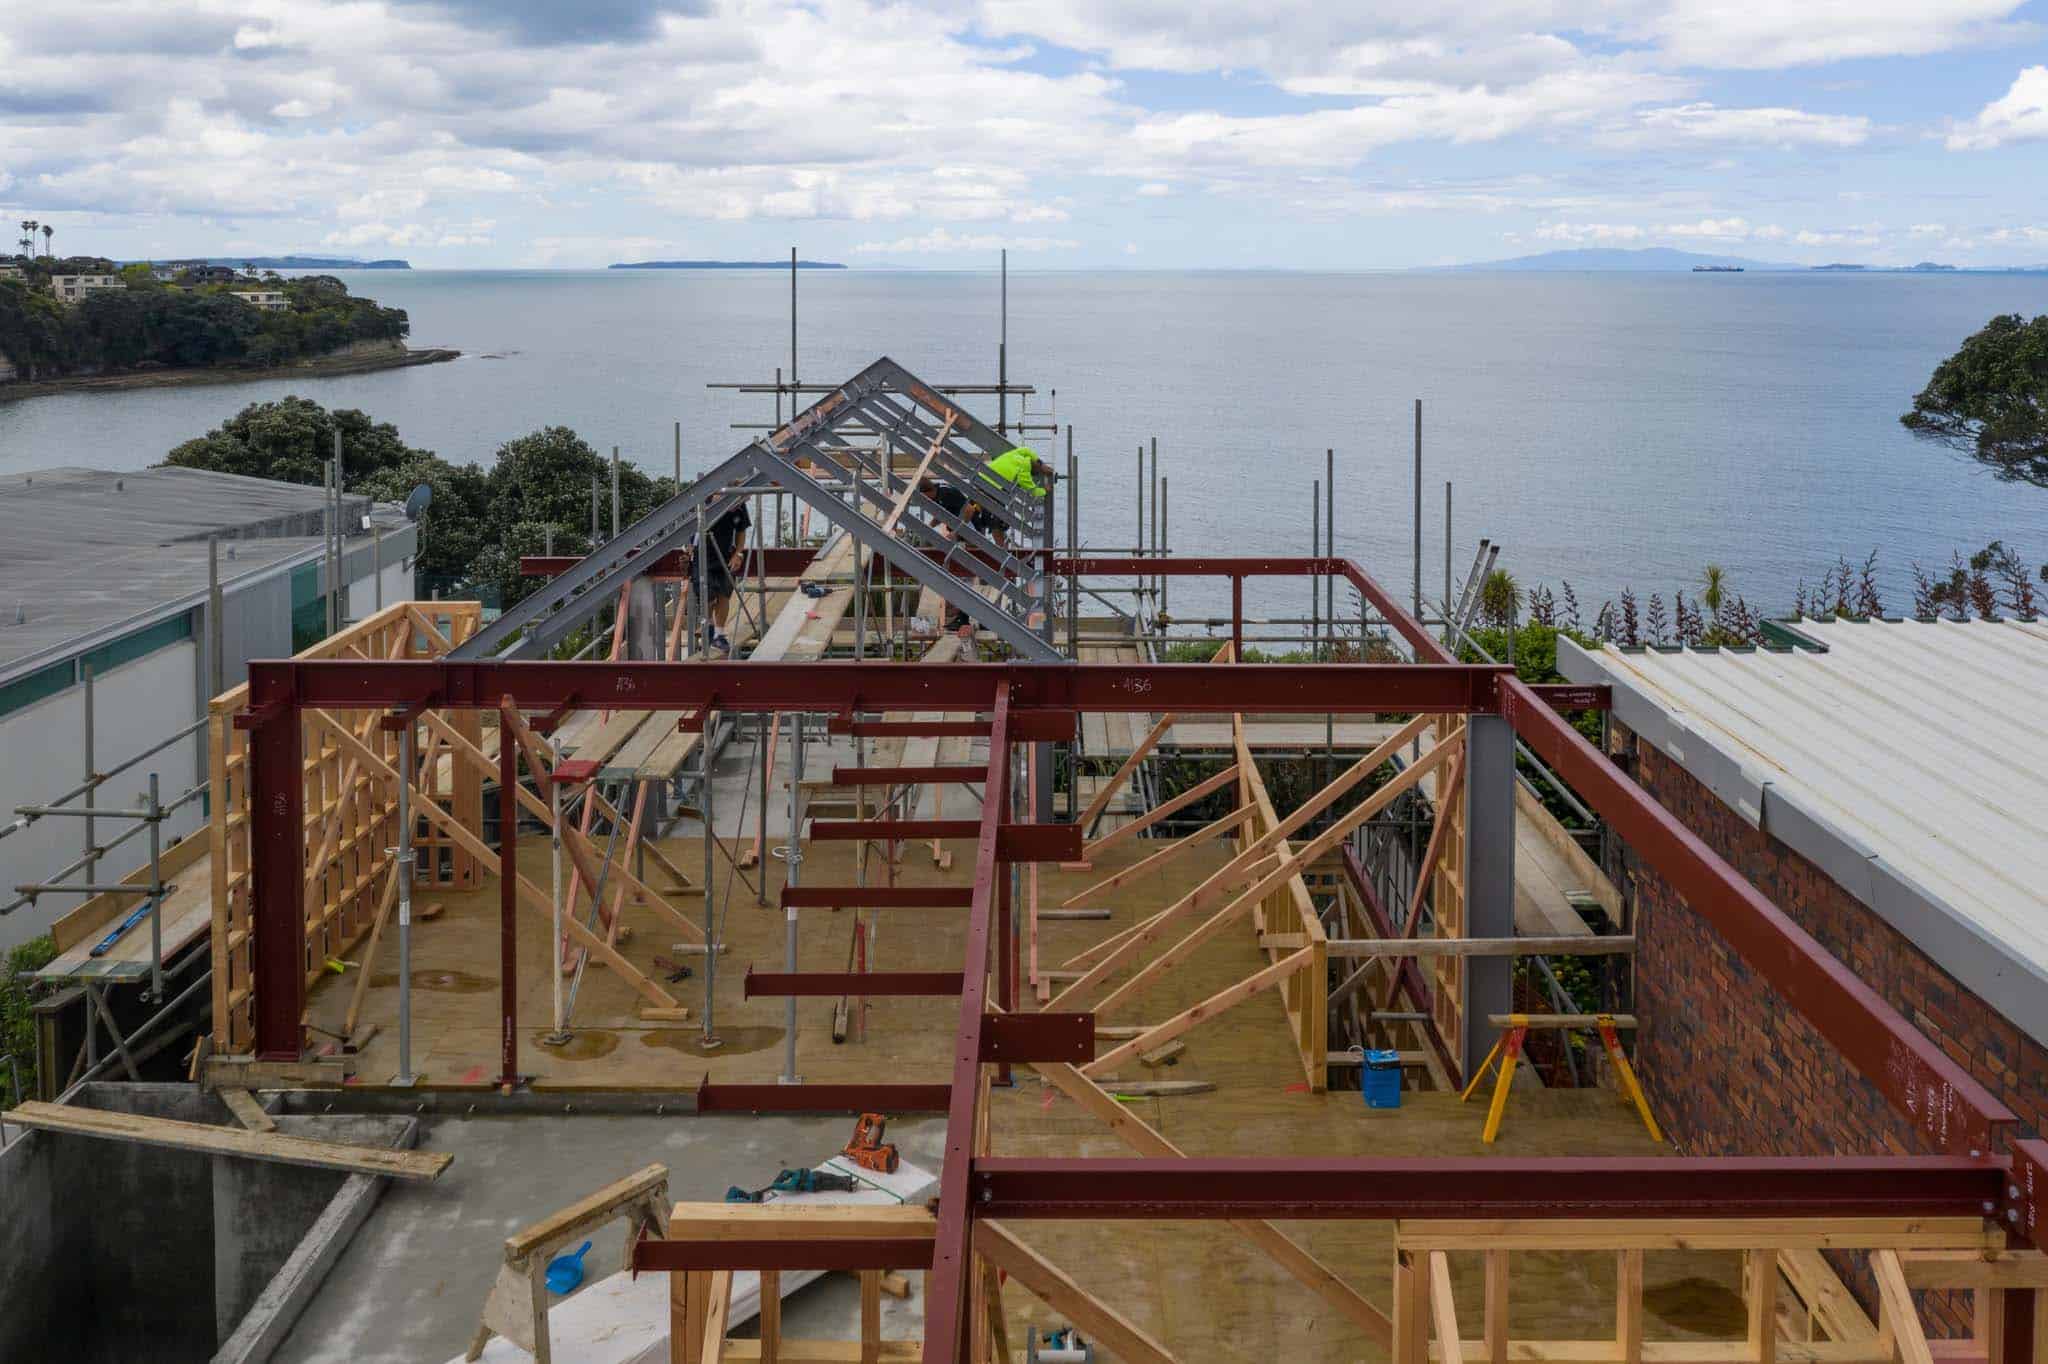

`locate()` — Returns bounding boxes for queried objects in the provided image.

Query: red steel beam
[979,1011,1093,1064]
[808,820,1081,862]
[969,1155,2007,1221]
[744,970,964,998]
[693,1081,951,1114]
[262,659,1506,716]
[780,885,973,909]
[923,685,1009,1364]
[2012,1138,2047,1251]
[1501,674,2013,1157]
[632,1239,935,1272]
[1527,682,1610,711]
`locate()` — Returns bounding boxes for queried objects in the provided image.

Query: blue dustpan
[545,1240,592,1295]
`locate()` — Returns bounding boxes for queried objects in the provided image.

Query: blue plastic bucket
[1361,1049,1402,1109]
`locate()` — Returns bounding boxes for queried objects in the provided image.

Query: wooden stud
[1743,1250,1778,1364]
[860,1270,880,1364]
[1484,1250,1509,1364]
[218,1086,276,1133]
[1617,1248,1644,1364]
[4,1100,446,1181]
[759,1270,780,1364]
[1871,1249,1933,1364]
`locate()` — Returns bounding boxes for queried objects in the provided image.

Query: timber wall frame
[230,555,2048,1363]
[209,600,481,1052]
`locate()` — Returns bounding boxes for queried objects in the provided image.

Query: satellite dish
[404,483,433,521]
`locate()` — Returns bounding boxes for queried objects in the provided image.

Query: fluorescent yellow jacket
[982,447,1047,498]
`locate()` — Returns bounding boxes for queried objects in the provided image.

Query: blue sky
[2,1,2045,268]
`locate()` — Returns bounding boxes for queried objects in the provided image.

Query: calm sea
[5,268,2047,623]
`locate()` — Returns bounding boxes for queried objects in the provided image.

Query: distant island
[121,255,412,270]
[1441,247,2041,273]
[610,259,847,270]
[1444,247,1796,272]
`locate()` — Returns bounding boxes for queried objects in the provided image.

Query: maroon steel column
[922,685,1010,1363]
[497,700,520,1089]
[247,673,305,1059]
[1231,575,1243,660]
[997,840,1014,1088]
[2000,1290,2036,1364]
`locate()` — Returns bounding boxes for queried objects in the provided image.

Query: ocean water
[4,267,2047,623]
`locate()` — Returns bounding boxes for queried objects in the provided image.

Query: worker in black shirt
[916,478,985,639]
[689,498,751,655]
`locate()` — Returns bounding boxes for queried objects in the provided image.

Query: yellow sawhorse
[1459,1012,1662,1144]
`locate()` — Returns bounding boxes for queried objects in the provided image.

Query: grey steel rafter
[453,357,1061,662]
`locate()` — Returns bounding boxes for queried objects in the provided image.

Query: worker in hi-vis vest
[979,447,1052,500]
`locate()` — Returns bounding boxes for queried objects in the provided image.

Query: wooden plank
[1083,948,1314,1076]
[1075,710,1177,830]
[1427,1342,1895,1363]
[974,1221,1177,1364]
[1082,762,1239,860]
[1397,1220,2001,1252]
[1329,936,1635,959]
[202,1055,350,1090]
[3,1100,449,1181]
[505,1163,669,1262]
[218,1087,276,1133]
[1430,1252,1466,1364]
[1485,1251,1510,1364]
[1484,1013,1637,1029]
[1871,1250,1933,1364]
[666,1205,936,1241]
[1778,1249,1877,1340]
[723,1344,918,1363]
[1897,1250,2048,1290]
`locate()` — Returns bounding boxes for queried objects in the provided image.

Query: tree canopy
[159,399,680,606]
[1901,313,2048,488]
[0,269,407,380]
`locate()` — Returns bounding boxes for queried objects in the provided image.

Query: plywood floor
[317,834,1720,1360]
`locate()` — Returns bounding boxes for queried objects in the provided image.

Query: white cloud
[1665,216,1753,239]
[1123,241,1138,254]
[852,228,1079,255]
[1533,221,1647,244]
[1947,65,2048,149]
[1647,0,2031,69]
[1909,223,1946,236]
[1633,102,1871,148]
[1136,182,1172,197]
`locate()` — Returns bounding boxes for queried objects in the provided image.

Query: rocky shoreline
[0,346,460,402]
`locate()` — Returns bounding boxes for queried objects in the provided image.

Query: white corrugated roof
[1560,617,2048,1044]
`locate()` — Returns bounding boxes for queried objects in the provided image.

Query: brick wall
[1611,720,2046,1335]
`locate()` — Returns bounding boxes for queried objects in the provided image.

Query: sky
[3,1,2046,269]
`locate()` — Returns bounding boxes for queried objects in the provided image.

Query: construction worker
[917,477,983,640]
[688,497,750,655]
[979,447,1051,503]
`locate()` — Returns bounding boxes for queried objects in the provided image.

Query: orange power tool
[842,1113,900,1174]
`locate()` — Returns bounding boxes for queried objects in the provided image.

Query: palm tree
[18,221,33,257]
[1700,564,1726,618]
[40,224,52,259]
[1479,568,1521,628]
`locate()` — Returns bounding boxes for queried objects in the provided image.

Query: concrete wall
[0,1084,409,1362]
[1614,720,2044,1335]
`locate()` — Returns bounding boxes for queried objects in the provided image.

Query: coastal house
[228,289,287,312]
[48,274,123,305]
[178,263,241,285]
[0,263,24,282]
